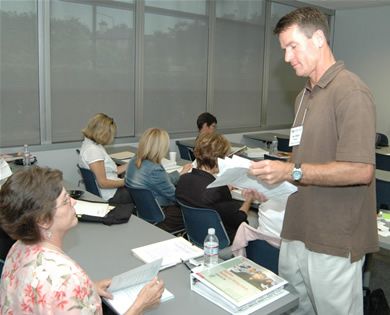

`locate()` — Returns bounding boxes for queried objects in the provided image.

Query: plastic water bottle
[204,228,219,267]
[23,144,31,166]
[270,136,278,155]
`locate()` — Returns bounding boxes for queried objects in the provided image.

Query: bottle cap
[208,228,215,235]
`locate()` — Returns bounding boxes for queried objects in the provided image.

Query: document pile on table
[208,155,297,202]
[74,200,114,217]
[191,256,288,314]
[109,151,135,164]
[378,210,390,237]
[244,147,269,159]
[132,237,203,270]
[161,158,183,173]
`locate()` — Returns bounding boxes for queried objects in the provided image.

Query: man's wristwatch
[291,163,303,182]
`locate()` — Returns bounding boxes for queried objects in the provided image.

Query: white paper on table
[207,155,297,203]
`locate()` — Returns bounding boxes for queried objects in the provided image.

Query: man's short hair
[196,112,217,131]
[273,7,330,45]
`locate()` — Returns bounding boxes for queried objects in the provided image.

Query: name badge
[289,126,303,146]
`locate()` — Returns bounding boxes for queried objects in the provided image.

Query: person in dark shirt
[176,133,252,243]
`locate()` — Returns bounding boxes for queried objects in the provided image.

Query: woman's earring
[47,231,52,239]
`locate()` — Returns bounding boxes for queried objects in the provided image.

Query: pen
[181,259,193,273]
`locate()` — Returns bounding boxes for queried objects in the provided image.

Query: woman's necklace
[41,241,66,255]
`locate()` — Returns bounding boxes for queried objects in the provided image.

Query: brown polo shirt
[282,61,379,262]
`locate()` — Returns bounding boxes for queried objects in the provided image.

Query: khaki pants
[279,240,364,315]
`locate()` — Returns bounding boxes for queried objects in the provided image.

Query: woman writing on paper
[79,113,132,203]
[125,128,192,233]
[0,166,164,314]
[175,133,254,243]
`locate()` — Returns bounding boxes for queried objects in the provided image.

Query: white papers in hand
[106,258,174,314]
[207,155,297,202]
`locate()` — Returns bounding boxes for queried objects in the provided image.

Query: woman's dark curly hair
[0,166,63,244]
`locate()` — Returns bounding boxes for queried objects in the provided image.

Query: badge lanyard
[289,89,307,147]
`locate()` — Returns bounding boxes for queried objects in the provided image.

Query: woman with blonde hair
[125,128,192,233]
[78,113,132,204]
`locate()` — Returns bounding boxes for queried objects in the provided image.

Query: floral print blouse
[0,241,102,314]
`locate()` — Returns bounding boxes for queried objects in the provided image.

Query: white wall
[333,7,390,139]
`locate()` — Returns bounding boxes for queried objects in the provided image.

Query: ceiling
[297,0,390,10]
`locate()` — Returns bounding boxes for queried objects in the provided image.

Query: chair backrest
[376,153,390,172]
[376,178,390,211]
[175,141,193,161]
[77,164,101,197]
[277,137,292,153]
[128,188,165,224]
[246,239,280,274]
[177,201,230,249]
[376,133,389,148]
[264,154,287,162]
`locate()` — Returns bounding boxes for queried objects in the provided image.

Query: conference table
[243,132,289,144]
[62,181,299,315]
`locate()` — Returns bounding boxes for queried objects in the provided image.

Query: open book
[132,237,204,270]
[191,256,288,314]
[104,258,174,314]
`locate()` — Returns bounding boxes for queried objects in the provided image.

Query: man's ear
[313,29,326,48]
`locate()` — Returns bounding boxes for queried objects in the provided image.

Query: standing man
[249,7,378,315]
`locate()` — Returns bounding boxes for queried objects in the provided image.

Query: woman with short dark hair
[0,166,163,314]
[176,133,253,243]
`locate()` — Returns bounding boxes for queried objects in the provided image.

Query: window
[50,0,135,142]
[0,1,40,147]
[0,1,334,148]
[214,0,265,129]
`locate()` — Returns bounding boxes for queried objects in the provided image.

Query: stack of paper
[132,237,204,270]
[245,147,269,159]
[207,155,297,203]
[74,200,114,217]
[191,256,288,314]
[109,151,135,163]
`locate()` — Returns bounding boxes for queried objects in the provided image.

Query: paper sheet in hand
[207,155,297,202]
[105,258,174,314]
[74,200,113,217]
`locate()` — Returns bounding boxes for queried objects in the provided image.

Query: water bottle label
[204,244,219,256]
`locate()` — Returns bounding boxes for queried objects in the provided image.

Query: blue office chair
[77,164,101,197]
[245,240,280,275]
[177,201,230,249]
[128,188,165,224]
[376,153,390,172]
[277,137,292,153]
[376,133,389,148]
[175,141,193,161]
[376,178,390,211]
